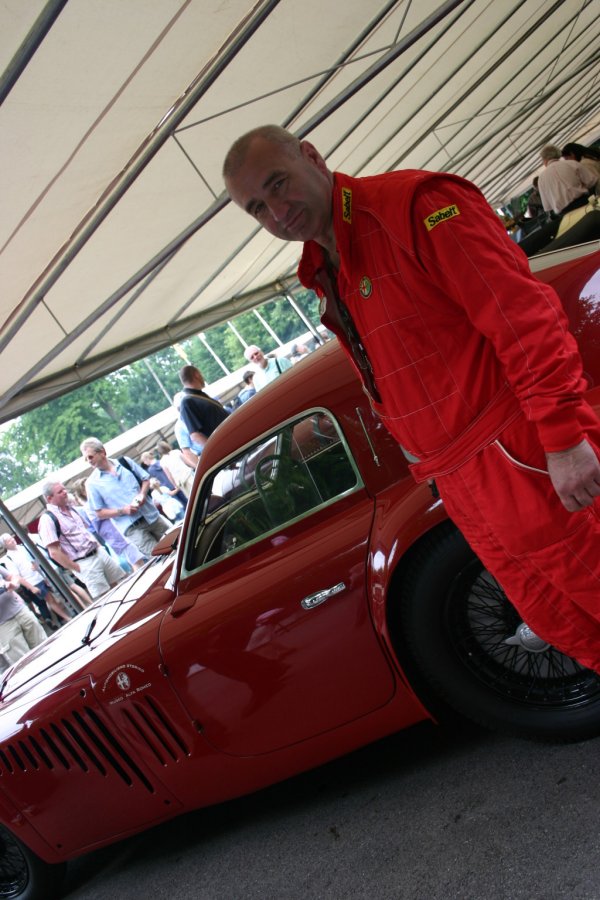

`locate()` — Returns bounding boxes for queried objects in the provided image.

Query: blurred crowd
[0,344,320,669]
[506,139,600,246]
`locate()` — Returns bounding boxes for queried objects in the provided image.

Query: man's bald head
[222,125,301,182]
[223,124,334,250]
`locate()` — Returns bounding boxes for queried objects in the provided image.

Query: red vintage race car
[1,243,600,899]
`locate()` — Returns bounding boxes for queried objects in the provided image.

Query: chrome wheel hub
[504,622,550,653]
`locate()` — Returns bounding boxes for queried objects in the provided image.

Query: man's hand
[190,431,208,448]
[180,448,199,468]
[134,481,150,507]
[546,439,600,512]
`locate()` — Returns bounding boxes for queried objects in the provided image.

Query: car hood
[0,555,175,703]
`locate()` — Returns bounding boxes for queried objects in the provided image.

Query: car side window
[184,411,361,572]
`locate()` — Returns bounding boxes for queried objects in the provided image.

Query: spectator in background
[538,144,596,215]
[71,479,146,572]
[39,479,123,601]
[140,450,172,485]
[140,450,187,507]
[0,560,47,667]
[0,533,61,629]
[525,177,544,219]
[243,345,292,391]
[173,392,204,468]
[178,366,229,449]
[149,477,185,523]
[562,142,600,192]
[28,534,92,613]
[237,371,256,405]
[156,440,195,499]
[290,342,312,363]
[81,438,171,557]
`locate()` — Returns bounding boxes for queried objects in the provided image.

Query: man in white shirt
[0,563,46,666]
[537,144,596,215]
[243,345,292,391]
[0,533,59,627]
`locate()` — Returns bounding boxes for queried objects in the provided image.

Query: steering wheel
[254,454,287,525]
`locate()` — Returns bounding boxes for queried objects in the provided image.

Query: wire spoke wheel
[446,561,600,710]
[0,827,65,900]
[0,830,29,898]
[397,523,600,740]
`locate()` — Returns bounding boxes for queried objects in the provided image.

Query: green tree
[0,445,43,496]
[0,378,132,493]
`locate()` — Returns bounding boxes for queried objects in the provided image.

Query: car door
[159,410,396,757]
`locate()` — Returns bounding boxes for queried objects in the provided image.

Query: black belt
[559,194,589,214]
[74,548,98,561]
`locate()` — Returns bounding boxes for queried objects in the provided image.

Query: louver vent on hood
[119,694,190,766]
[0,705,156,792]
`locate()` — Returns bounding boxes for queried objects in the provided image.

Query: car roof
[198,341,356,471]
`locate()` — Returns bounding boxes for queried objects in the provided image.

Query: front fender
[0,787,64,865]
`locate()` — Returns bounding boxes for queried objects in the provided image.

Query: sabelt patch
[424,204,460,231]
[342,187,352,223]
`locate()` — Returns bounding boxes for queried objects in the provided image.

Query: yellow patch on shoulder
[342,187,352,223]
[424,204,460,231]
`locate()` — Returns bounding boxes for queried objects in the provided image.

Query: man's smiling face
[225,137,333,246]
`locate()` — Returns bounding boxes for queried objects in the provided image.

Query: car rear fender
[367,479,446,640]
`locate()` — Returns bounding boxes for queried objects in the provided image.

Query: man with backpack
[81,438,171,557]
[38,479,125,600]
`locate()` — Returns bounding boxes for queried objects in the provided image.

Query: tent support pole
[283,290,324,345]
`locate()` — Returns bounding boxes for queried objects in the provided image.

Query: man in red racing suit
[223,126,600,672]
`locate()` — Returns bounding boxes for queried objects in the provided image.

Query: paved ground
[60,721,600,899]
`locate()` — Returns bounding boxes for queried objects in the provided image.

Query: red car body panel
[0,245,599,865]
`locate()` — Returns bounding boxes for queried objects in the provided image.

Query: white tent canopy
[1,0,599,423]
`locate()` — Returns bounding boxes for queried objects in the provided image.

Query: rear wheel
[0,827,65,900]
[396,523,600,741]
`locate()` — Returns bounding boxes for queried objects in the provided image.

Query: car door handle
[301,582,346,610]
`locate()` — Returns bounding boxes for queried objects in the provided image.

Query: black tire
[396,522,600,741]
[0,827,65,900]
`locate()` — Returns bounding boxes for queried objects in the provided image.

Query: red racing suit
[298,170,600,671]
